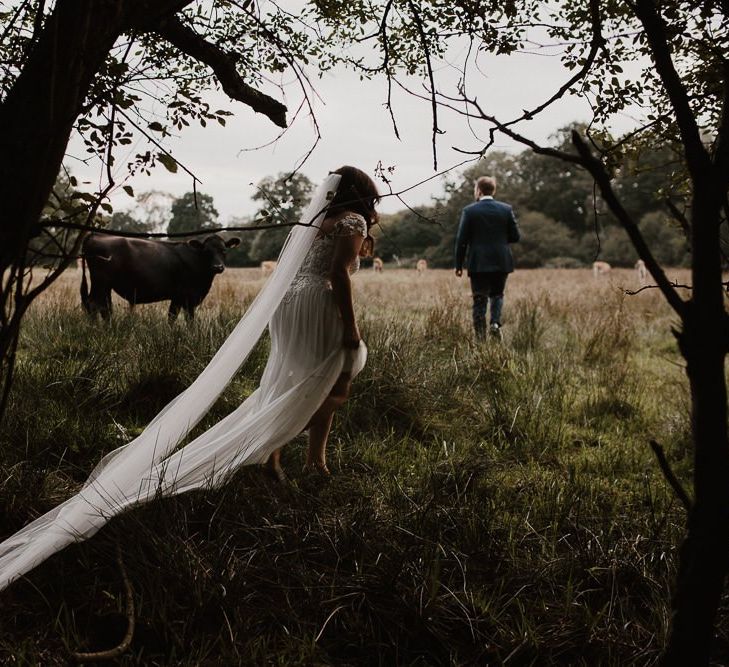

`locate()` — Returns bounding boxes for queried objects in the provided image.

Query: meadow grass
[0,266,714,665]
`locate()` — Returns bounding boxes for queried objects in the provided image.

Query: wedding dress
[0,174,367,591]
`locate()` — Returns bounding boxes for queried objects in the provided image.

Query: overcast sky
[68,37,643,224]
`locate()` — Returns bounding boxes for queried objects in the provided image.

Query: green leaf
[157,153,178,173]
[123,185,134,197]
[148,121,165,132]
[70,192,97,203]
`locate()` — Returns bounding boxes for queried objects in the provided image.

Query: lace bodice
[283,213,367,302]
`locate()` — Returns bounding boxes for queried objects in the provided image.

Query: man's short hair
[475,176,496,196]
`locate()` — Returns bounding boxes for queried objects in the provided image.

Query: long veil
[0,173,343,592]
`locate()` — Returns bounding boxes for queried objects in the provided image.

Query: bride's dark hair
[328,165,380,256]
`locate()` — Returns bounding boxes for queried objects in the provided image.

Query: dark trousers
[469,272,508,337]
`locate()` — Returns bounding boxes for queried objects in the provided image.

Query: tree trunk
[0,0,129,273]
[664,186,729,665]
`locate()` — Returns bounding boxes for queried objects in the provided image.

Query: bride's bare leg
[307,408,335,468]
[307,372,352,469]
[265,447,287,483]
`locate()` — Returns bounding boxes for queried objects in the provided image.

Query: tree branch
[378,0,400,140]
[650,440,692,512]
[572,130,687,317]
[151,15,287,128]
[501,0,604,131]
[624,281,692,296]
[467,97,584,166]
[406,0,442,169]
[665,197,691,241]
[633,0,710,182]
[41,216,323,240]
[72,543,135,663]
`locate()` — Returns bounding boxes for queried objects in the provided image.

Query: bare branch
[406,0,442,169]
[151,15,287,128]
[470,98,584,166]
[229,1,322,175]
[72,543,135,663]
[501,0,604,131]
[624,281,692,296]
[650,440,692,512]
[42,216,324,240]
[379,0,400,140]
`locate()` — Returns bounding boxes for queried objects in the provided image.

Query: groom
[454,176,520,339]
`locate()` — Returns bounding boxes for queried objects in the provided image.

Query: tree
[592,225,638,266]
[167,192,218,235]
[516,127,600,234]
[224,216,257,267]
[134,190,176,234]
[512,212,578,268]
[109,211,156,235]
[248,173,314,262]
[375,208,441,262]
[638,211,690,267]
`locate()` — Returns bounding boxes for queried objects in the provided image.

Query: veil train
[0,173,346,592]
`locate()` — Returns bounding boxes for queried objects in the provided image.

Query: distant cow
[635,259,647,285]
[81,233,240,320]
[416,259,428,273]
[592,261,611,278]
[260,260,278,276]
[373,257,384,273]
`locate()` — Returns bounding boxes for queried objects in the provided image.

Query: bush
[578,225,636,266]
[544,256,584,268]
[512,211,577,268]
[639,211,689,267]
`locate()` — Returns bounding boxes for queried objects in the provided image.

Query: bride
[265,165,379,480]
[0,165,379,591]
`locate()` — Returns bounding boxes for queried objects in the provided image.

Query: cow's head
[188,235,241,274]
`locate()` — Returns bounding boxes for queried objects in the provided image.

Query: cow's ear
[225,237,241,248]
[188,239,204,250]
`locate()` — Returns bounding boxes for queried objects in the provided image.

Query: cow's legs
[168,302,181,322]
[183,303,196,320]
[99,291,112,319]
[88,282,112,320]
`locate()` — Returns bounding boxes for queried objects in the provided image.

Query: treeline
[377,126,691,269]
[48,124,689,270]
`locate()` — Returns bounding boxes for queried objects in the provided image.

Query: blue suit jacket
[454,198,520,274]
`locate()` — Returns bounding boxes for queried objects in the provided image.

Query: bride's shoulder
[332,212,367,238]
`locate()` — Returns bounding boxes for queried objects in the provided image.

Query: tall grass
[0,266,716,665]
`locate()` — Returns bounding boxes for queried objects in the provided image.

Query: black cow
[80,233,241,320]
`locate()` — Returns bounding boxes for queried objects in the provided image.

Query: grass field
[0,265,715,665]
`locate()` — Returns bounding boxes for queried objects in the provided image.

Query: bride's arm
[329,233,364,348]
